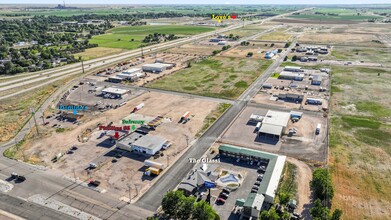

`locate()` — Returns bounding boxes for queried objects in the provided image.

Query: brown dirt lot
[17,92,220,199]
[166,43,221,56]
[298,33,383,47]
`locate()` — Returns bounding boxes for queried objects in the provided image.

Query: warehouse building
[101,87,129,98]
[258,110,291,139]
[116,133,167,155]
[283,66,303,72]
[142,63,173,73]
[278,71,304,81]
[218,144,286,219]
[311,75,322,85]
[278,93,304,103]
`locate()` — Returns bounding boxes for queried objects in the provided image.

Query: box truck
[315,123,321,135]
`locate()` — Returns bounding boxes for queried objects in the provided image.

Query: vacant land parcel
[329,65,391,220]
[147,57,272,99]
[89,25,215,50]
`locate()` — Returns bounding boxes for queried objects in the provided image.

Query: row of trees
[160,190,219,220]
[310,168,343,220]
[142,33,178,44]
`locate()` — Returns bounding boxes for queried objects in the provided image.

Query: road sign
[204,181,215,189]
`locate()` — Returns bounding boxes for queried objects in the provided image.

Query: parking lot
[219,105,328,162]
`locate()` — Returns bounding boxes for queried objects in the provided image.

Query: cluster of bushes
[310,168,343,220]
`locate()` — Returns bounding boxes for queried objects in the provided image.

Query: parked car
[257,174,264,181]
[89,180,100,187]
[71,146,78,150]
[254,181,261,186]
[251,189,258,193]
[216,198,226,204]
[252,186,259,191]
[222,189,230,195]
[89,163,97,169]
[219,193,229,199]
[16,175,26,182]
[11,172,18,179]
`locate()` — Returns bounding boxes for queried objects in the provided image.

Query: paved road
[136,37,298,211]
[0,8,311,100]
[0,193,77,220]
[0,8,311,219]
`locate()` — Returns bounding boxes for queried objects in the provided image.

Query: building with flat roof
[218,144,286,219]
[142,63,173,73]
[101,87,129,98]
[279,71,305,81]
[311,75,322,85]
[283,66,303,72]
[278,93,304,103]
[258,110,291,139]
[116,133,167,155]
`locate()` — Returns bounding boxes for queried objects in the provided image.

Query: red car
[216,198,226,204]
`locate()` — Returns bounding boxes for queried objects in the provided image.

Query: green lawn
[90,25,215,50]
[147,57,272,99]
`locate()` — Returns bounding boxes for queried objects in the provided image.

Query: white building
[117,133,167,155]
[101,87,129,98]
[283,66,303,72]
[258,110,291,139]
[279,71,305,81]
[142,63,173,73]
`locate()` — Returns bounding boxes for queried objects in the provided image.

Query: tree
[270,43,275,47]
[284,56,288,61]
[310,199,330,220]
[178,196,196,220]
[130,38,134,41]
[331,209,343,220]
[284,42,291,48]
[278,192,290,205]
[247,52,253,57]
[162,190,183,218]
[212,50,220,55]
[292,55,298,61]
[192,200,218,220]
[260,208,279,220]
[277,48,283,53]
[311,168,334,204]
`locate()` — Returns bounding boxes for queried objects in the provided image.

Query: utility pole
[141,46,144,58]
[72,169,76,182]
[30,107,39,135]
[81,59,85,73]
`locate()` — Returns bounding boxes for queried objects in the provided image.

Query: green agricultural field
[329,65,391,220]
[289,8,382,21]
[89,25,215,50]
[147,57,272,99]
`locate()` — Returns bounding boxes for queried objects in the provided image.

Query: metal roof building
[258,110,291,139]
[117,133,167,155]
[218,144,286,219]
[283,66,303,72]
[279,71,304,81]
[142,63,173,73]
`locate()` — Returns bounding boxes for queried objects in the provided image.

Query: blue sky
[3,0,391,4]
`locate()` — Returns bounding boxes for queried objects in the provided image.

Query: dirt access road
[287,157,313,217]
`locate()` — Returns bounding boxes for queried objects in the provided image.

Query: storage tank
[144,160,165,169]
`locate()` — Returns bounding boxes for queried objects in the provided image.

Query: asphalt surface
[0,9,311,219]
[0,8,311,100]
[0,193,76,220]
[136,38,298,211]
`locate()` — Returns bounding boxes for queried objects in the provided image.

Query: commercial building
[142,63,173,73]
[258,110,291,139]
[116,133,167,155]
[283,66,303,72]
[278,71,304,81]
[265,50,278,59]
[101,87,129,98]
[306,98,322,105]
[311,75,322,85]
[218,144,286,219]
[178,163,219,196]
[278,93,304,103]
[217,41,227,45]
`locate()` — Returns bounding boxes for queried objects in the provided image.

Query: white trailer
[144,160,165,169]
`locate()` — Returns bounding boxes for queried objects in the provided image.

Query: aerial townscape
[0,1,390,220]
